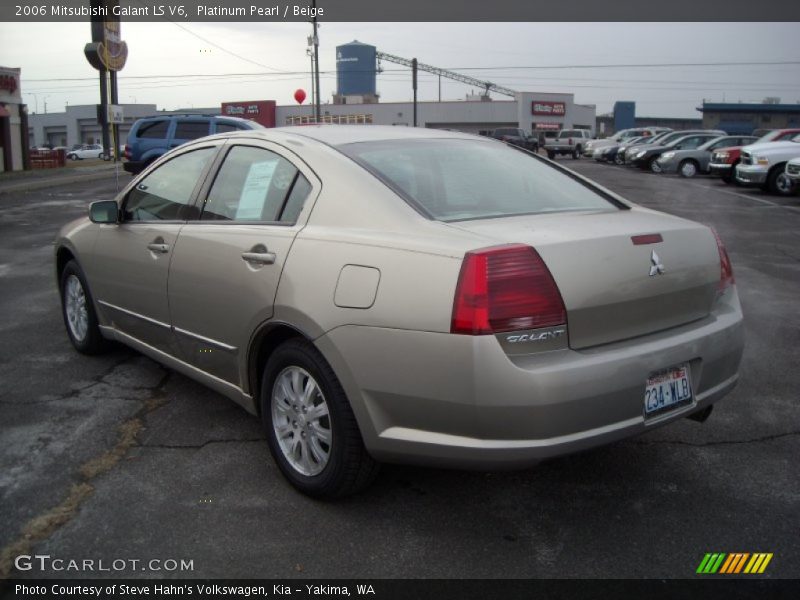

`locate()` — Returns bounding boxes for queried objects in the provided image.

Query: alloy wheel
[64,275,89,342]
[271,366,332,476]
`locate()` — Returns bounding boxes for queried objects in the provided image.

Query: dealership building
[28,92,595,149]
[697,101,800,134]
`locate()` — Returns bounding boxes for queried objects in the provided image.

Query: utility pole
[312,0,321,122]
[412,58,418,127]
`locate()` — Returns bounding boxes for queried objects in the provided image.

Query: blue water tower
[614,101,636,131]
[336,41,377,96]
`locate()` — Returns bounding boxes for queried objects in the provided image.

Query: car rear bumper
[735,164,768,185]
[123,160,145,175]
[546,145,576,153]
[316,289,744,469]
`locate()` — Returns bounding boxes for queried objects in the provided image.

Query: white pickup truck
[735,134,800,196]
[544,129,593,159]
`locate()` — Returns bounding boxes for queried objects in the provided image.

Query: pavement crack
[631,430,799,447]
[140,437,265,450]
[0,355,136,405]
[0,369,173,579]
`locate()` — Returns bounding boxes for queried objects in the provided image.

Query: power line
[23,59,800,84]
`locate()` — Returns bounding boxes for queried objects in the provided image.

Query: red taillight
[711,228,735,293]
[568,138,573,145]
[451,244,566,335]
[124,144,131,160]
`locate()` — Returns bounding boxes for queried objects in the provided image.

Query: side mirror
[89,200,120,224]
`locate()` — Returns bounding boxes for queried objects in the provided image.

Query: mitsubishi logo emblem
[649,250,665,276]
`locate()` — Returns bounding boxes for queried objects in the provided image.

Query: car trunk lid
[447,209,720,349]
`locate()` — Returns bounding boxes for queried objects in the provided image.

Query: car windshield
[339,138,619,222]
[699,137,727,151]
[648,132,673,144]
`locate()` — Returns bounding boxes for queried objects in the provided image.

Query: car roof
[268,125,481,146]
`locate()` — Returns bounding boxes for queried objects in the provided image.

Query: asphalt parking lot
[0,162,798,580]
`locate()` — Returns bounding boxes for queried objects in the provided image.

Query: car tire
[614,154,625,166]
[573,146,581,159]
[678,159,699,178]
[60,260,109,355]
[261,338,379,499]
[547,151,555,160]
[767,164,794,196]
[67,153,77,160]
[648,157,661,173]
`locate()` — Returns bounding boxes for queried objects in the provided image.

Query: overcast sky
[1,22,799,118]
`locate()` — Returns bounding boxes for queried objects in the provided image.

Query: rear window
[559,130,582,138]
[340,139,619,222]
[137,120,169,139]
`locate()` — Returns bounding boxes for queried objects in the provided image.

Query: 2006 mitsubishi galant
[55,126,744,498]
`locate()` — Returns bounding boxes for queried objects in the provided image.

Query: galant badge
[649,250,665,276]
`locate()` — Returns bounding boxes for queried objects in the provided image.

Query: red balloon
[294,89,306,104]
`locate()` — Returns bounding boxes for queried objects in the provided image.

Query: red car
[709,128,800,184]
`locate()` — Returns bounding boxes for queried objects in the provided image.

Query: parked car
[709,128,800,184]
[735,134,800,195]
[656,136,757,178]
[583,127,670,157]
[593,136,646,163]
[67,144,104,160]
[784,156,800,183]
[545,129,593,159]
[488,127,538,152]
[622,129,726,169]
[123,114,263,175]
[56,126,744,498]
[628,132,727,172]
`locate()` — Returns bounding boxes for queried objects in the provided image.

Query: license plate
[644,364,693,416]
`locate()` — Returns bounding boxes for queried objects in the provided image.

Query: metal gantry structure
[376,51,518,99]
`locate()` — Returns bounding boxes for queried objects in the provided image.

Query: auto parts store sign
[532,101,566,116]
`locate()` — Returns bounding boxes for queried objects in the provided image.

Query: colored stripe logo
[696,553,773,574]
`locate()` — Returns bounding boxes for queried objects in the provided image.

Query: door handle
[241,251,276,265]
[147,243,170,254]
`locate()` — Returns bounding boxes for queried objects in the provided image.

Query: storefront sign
[532,101,566,116]
[84,1,128,72]
[221,100,276,128]
[0,73,19,95]
[533,122,562,130]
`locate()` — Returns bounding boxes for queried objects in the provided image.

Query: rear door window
[174,121,211,140]
[201,146,302,222]
[215,123,242,134]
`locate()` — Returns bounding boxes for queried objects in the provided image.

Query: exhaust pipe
[687,405,713,423]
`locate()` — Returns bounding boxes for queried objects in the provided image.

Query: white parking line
[684,181,800,213]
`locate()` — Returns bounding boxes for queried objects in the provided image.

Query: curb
[0,167,124,195]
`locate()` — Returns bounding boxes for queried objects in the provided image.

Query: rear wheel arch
[247,323,308,415]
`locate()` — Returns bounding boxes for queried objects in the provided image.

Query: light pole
[26,93,39,113]
[312,0,320,122]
